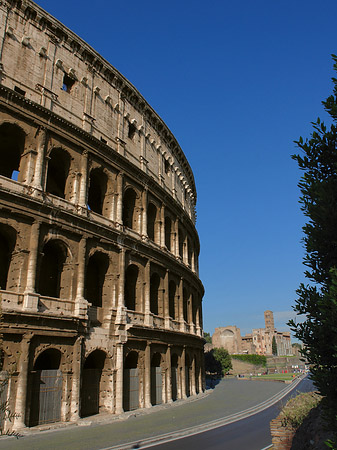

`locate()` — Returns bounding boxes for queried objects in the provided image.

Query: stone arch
[45,147,71,199]
[37,239,69,298]
[85,251,109,307]
[87,167,108,215]
[30,348,63,426]
[0,122,26,181]
[124,264,140,311]
[151,352,162,405]
[164,216,172,251]
[147,202,157,242]
[0,224,16,290]
[150,272,160,315]
[122,187,137,229]
[80,349,107,417]
[169,280,176,319]
[123,351,139,411]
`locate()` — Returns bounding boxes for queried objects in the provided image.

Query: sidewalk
[0,378,297,450]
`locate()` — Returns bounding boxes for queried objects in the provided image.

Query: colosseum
[0,0,204,430]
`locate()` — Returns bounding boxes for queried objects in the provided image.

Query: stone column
[115,343,124,414]
[178,277,184,331]
[164,270,170,329]
[188,292,193,332]
[14,332,33,429]
[166,345,172,403]
[116,247,126,323]
[174,219,179,257]
[159,204,165,247]
[70,337,82,421]
[144,344,151,408]
[75,236,87,318]
[181,347,187,399]
[23,221,40,311]
[144,259,150,325]
[191,357,196,396]
[32,127,47,195]
[141,187,148,238]
[116,172,124,226]
[78,150,88,209]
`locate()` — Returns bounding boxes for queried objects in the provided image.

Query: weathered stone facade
[0,0,204,431]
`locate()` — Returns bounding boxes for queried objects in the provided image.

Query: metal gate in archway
[151,367,162,405]
[30,369,62,426]
[123,368,139,411]
[171,367,178,401]
[81,368,101,417]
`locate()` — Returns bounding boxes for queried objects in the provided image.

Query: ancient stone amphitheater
[0,0,204,430]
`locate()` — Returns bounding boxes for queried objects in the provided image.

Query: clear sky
[35,0,337,336]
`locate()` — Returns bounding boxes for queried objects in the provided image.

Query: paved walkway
[0,378,293,450]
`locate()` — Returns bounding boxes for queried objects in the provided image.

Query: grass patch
[252,373,298,381]
[231,354,267,367]
[280,391,322,430]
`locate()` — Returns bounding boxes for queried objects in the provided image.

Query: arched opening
[122,188,136,229]
[87,168,108,215]
[151,353,162,405]
[164,216,171,251]
[0,226,16,290]
[183,288,188,323]
[123,351,139,411]
[81,350,106,418]
[171,353,178,401]
[185,354,190,397]
[46,148,71,199]
[0,123,25,180]
[147,203,157,241]
[85,252,109,307]
[30,348,62,426]
[125,264,139,311]
[169,281,176,319]
[38,240,67,298]
[150,273,160,316]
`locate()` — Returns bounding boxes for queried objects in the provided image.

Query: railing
[38,295,75,315]
[0,290,24,310]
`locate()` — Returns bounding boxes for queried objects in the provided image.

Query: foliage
[231,354,267,367]
[289,54,337,433]
[203,332,212,344]
[272,336,278,356]
[204,350,222,377]
[280,391,322,430]
[213,348,232,376]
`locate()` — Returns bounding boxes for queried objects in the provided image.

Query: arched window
[124,264,139,311]
[169,280,176,319]
[150,273,160,315]
[88,168,108,215]
[81,350,106,418]
[147,203,157,241]
[38,240,67,298]
[183,287,188,322]
[85,252,109,307]
[164,216,171,251]
[46,148,71,199]
[0,123,25,180]
[122,188,136,229]
[0,226,16,290]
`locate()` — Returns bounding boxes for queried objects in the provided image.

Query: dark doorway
[81,350,106,417]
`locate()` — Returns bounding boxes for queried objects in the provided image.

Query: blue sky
[36,0,337,336]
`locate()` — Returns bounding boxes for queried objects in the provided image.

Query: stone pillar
[141,187,148,238]
[70,337,82,420]
[159,204,165,247]
[181,347,187,399]
[23,221,40,311]
[188,292,193,332]
[178,277,184,331]
[117,247,125,308]
[144,259,150,325]
[115,343,124,414]
[32,127,47,195]
[191,357,196,396]
[166,345,172,403]
[75,236,87,317]
[78,150,88,208]
[144,344,151,408]
[14,332,33,429]
[116,172,124,226]
[174,219,179,257]
[164,270,170,329]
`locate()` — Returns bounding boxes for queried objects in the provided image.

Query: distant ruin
[212,310,292,356]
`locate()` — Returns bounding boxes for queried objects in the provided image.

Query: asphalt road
[138,376,314,450]
[0,376,313,450]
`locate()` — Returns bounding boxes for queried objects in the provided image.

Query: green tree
[213,348,232,376]
[290,54,337,434]
[203,332,212,344]
[272,336,278,356]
